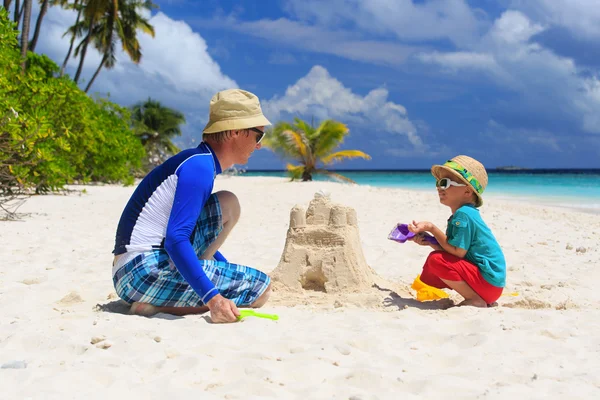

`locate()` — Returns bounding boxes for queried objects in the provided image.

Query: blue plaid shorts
[112,194,271,307]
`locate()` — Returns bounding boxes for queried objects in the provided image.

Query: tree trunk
[13,0,20,29]
[19,0,32,74]
[4,1,12,11]
[60,0,81,77]
[301,170,313,181]
[29,0,49,53]
[74,26,93,83]
[84,55,106,93]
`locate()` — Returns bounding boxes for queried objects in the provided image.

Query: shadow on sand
[373,283,454,311]
[93,300,185,320]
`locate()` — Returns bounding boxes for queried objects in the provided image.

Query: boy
[408,155,506,307]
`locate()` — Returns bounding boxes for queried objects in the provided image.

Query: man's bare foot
[130,302,158,316]
[457,298,488,308]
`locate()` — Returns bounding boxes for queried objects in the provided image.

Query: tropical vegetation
[262,118,371,182]
[0,7,148,217]
[0,1,366,220]
[5,0,156,92]
[131,98,186,169]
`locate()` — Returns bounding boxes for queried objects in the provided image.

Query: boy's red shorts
[420,251,503,304]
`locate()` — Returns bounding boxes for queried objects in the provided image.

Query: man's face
[233,126,265,164]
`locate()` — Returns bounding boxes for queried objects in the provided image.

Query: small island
[495,165,530,171]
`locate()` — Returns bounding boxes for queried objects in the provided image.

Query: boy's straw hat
[431,155,488,207]
[203,89,271,134]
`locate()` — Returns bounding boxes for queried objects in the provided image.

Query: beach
[1,176,600,399]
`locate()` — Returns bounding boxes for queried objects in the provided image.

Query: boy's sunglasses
[249,127,265,144]
[436,178,467,190]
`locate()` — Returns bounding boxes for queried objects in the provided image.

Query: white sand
[1,176,600,399]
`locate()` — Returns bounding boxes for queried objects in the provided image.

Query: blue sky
[27,0,600,169]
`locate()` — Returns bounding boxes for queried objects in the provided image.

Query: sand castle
[271,191,378,294]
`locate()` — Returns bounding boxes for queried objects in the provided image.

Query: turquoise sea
[242,170,600,213]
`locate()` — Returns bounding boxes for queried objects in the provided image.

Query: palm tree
[84,0,155,92]
[13,0,22,30]
[19,0,32,73]
[72,0,115,83]
[29,0,49,52]
[130,98,186,168]
[263,118,371,182]
[59,0,82,76]
[30,0,69,53]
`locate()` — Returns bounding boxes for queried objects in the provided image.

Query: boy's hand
[411,233,431,246]
[408,220,433,234]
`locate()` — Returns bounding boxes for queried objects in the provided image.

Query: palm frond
[320,150,371,165]
[262,122,305,160]
[313,120,349,157]
[283,129,308,158]
[315,169,356,184]
[285,163,305,181]
[293,118,316,139]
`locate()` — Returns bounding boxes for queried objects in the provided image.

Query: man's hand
[207,294,240,323]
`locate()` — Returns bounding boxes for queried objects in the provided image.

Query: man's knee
[215,190,240,225]
[250,283,271,308]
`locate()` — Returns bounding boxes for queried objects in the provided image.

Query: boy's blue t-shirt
[446,204,506,287]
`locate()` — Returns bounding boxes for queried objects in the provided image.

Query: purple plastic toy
[387,223,439,245]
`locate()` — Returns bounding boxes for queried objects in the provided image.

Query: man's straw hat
[431,155,488,207]
[203,89,271,134]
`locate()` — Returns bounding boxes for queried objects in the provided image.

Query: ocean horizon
[239,168,600,213]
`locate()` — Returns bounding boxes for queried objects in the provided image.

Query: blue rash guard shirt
[113,142,224,303]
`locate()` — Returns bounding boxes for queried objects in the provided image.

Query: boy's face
[436,171,474,208]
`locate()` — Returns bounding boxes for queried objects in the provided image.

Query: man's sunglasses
[436,177,467,190]
[249,127,265,144]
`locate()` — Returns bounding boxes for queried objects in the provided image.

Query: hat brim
[431,165,483,207]
[203,114,271,134]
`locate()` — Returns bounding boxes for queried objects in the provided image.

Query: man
[111,89,272,323]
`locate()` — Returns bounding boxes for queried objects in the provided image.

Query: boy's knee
[423,251,447,276]
[425,250,444,263]
[215,190,241,224]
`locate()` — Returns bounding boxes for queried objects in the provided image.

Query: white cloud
[283,0,487,47]
[218,0,490,66]
[132,13,236,94]
[263,66,422,147]
[229,18,417,66]
[416,51,501,75]
[414,10,600,134]
[510,0,600,40]
[486,9,545,45]
[31,5,236,142]
[485,120,562,152]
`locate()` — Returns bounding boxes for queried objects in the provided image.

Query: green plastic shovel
[237,309,279,321]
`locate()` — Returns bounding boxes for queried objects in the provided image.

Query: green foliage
[262,117,371,182]
[26,52,60,79]
[0,8,144,199]
[131,97,186,171]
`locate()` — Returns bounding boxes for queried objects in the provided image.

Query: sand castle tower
[271,191,377,294]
